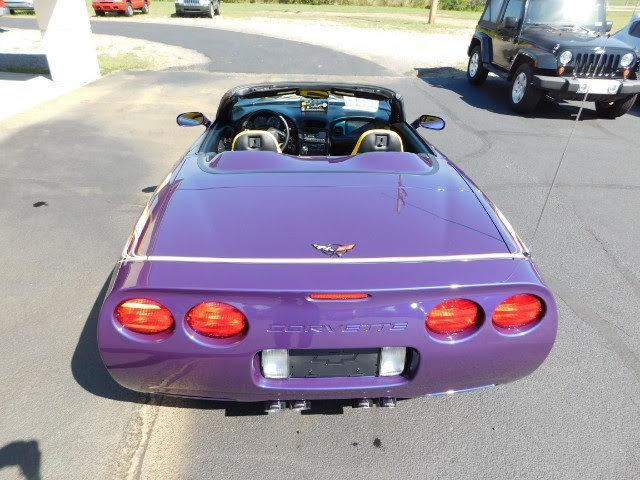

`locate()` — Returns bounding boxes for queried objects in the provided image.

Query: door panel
[494,0,524,69]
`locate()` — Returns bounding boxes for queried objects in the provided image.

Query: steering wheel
[241,110,291,151]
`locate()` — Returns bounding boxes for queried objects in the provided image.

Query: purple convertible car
[98,83,557,412]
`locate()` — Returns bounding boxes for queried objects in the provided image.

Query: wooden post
[429,0,439,25]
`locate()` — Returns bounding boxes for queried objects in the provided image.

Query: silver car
[175,0,220,18]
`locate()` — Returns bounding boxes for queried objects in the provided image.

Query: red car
[93,0,150,17]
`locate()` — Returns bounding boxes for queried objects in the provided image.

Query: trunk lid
[139,161,508,259]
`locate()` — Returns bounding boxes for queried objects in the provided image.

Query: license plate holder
[288,348,380,378]
[578,79,621,95]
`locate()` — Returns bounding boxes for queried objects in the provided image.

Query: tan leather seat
[351,129,404,155]
[231,130,281,153]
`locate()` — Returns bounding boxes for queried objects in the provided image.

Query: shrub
[438,0,484,11]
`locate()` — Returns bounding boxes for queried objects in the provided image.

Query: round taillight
[115,298,174,334]
[186,302,248,338]
[493,294,544,329]
[426,299,481,335]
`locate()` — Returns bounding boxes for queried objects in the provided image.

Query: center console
[299,99,330,156]
[299,130,328,156]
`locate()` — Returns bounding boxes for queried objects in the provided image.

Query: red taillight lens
[309,292,369,300]
[186,302,248,338]
[426,299,481,335]
[493,294,544,329]
[115,298,174,334]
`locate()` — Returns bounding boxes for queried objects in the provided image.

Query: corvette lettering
[266,322,408,333]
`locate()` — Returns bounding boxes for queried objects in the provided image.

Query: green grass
[608,0,640,6]
[1,53,150,75]
[98,52,152,74]
[608,9,638,30]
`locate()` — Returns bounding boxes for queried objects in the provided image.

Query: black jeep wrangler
[467,0,640,118]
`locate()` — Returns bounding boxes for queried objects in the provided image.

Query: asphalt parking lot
[1,23,640,480]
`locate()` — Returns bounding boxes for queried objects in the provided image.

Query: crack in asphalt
[115,364,196,479]
[553,287,640,384]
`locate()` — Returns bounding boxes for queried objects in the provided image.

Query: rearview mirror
[503,16,519,29]
[177,112,210,127]
[412,115,446,131]
[605,20,613,33]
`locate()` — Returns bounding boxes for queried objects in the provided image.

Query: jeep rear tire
[95,9,105,16]
[214,0,221,15]
[595,94,637,119]
[510,63,542,114]
[9,9,15,14]
[124,3,134,16]
[467,45,488,86]
[141,1,149,13]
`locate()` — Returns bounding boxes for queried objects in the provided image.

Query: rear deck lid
[134,152,509,260]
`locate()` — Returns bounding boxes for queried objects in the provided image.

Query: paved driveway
[0,23,639,480]
[0,17,388,75]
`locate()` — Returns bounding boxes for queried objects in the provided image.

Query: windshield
[525,0,606,28]
[231,93,392,122]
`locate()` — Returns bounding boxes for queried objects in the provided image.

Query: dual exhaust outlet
[264,397,397,413]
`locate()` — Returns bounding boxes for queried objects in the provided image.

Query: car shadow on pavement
[416,67,602,121]
[71,273,147,404]
[72,274,350,416]
[0,440,41,480]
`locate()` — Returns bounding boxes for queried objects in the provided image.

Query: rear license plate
[577,79,620,95]
[288,348,380,378]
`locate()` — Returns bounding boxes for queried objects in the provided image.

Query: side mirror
[503,16,519,30]
[412,115,446,131]
[176,112,210,127]
[605,20,613,33]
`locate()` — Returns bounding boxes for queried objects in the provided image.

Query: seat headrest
[232,130,281,153]
[351,129,404,155]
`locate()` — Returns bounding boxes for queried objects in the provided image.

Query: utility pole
[429,0,439,24]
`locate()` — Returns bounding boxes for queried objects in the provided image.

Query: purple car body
[98,83,557,403]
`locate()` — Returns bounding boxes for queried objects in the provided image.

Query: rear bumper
[93,2,126,11]
[175,4,208,13]
[98,258,558,401]
[534,75,640,99]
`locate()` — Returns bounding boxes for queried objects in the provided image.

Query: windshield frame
[230,95,393,123]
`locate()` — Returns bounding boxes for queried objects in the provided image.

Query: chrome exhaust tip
[353,398,373,409]
[378,397,397,409]
[264,400,286,413]
[290,400,310,412]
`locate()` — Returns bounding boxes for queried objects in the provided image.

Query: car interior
[196,93,436,157]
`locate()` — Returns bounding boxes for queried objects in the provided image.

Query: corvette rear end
[98,151,557,407]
